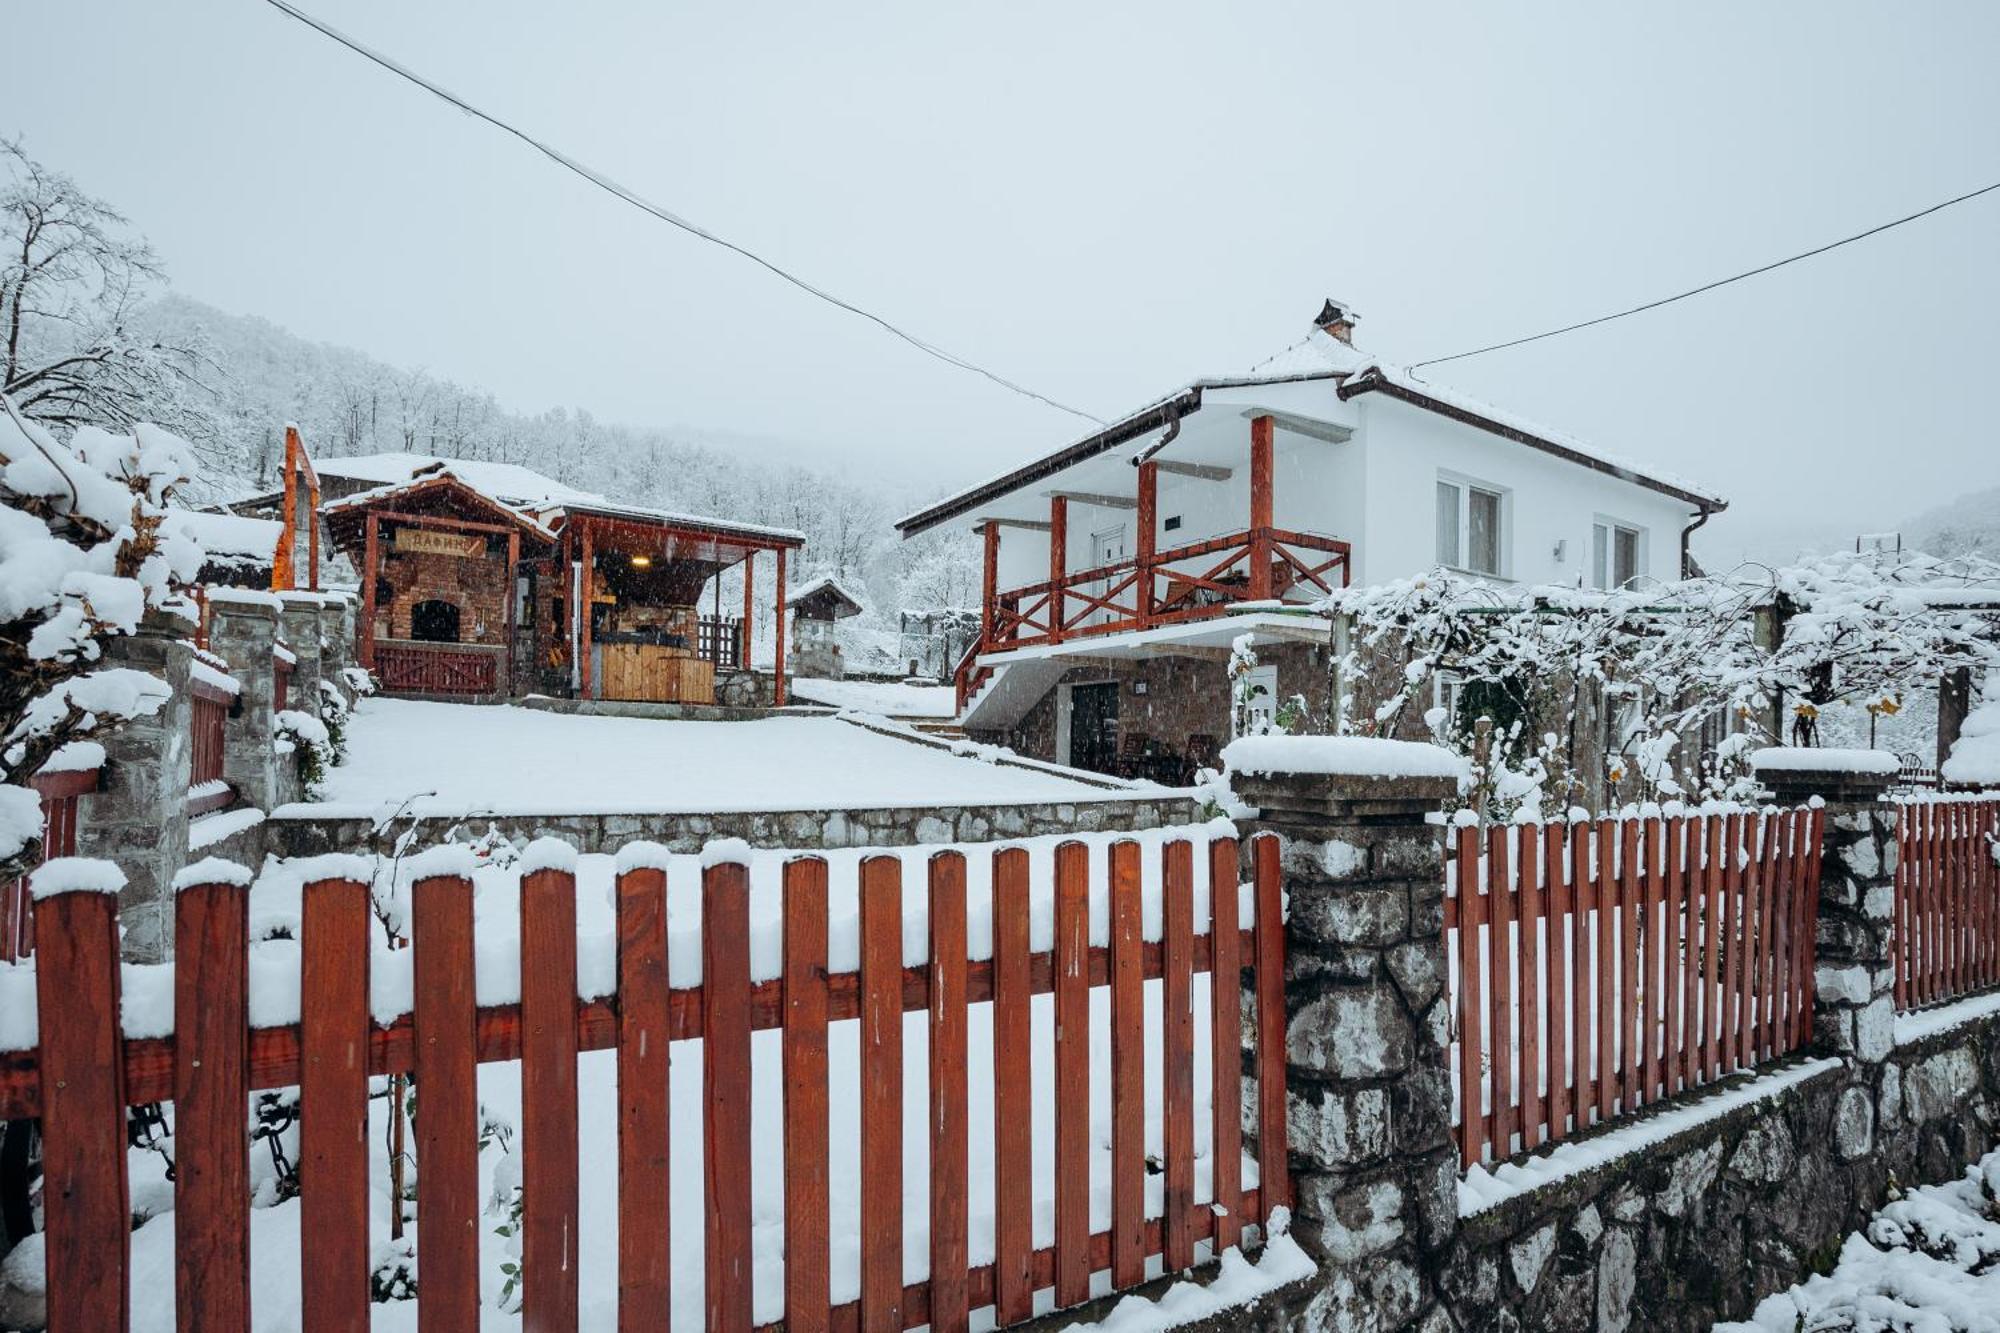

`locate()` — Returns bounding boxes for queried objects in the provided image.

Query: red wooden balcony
[956,525,1350,710]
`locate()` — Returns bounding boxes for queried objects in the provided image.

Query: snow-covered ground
[1,833,1268,1329]
[288,698,1106,818]
[1717,1142,2000,1332]
[788,675,957,718]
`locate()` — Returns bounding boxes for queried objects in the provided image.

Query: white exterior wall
[1355,396,1693,587]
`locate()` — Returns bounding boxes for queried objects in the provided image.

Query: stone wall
[374,544,510,645]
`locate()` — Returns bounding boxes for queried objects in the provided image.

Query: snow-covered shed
[786,573,866,679]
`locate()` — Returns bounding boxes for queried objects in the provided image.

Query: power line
[1410,178,2000,371]
[254,0,1106,425]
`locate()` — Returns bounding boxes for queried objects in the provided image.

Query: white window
[1436,476,1506,576]
[1591,520,1644,589]
[1233,663,1278,738]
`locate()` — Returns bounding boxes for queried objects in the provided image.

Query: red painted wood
[521,867,580,1332]
[175,878,252,1333]
[1572,824,1596,1124]
[1247,416,1275,600]
[858,856,905,1333]
[615,866,671,1331]
[1052,840,1090,1306]
[928,852,971,1333]
[1642,817,1665,1104]
[35,889,131,1333]
[989,847,1034,1323]
[1487,823,1515,1156]
[413,873,481,1331]
[1207,837,1244,1255]
[1160,839,1196,1272]
[1517,824,1544,1151]
[774,545,790,706]
[1593,820,1617,1125]
[706,859,756,1332]
[1619,819,1640,1115]
[1252,833,1288,1218]
[1455,823,1486,1163]
[1702,816,1725,1082]
[1108,840,1146,1289]
[1047,497,1069,644]
[1670,818,1694,1096]
[784,858,831,1333]
[299,875,371,1333]
[1546,822,1571,1146]
[1756,812,1781,1061]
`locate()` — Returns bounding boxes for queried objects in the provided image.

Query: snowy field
[1717,1141,2000,1332]
[788,675,957,718]
[289,698,1108,818]
[0,832,1266,1330]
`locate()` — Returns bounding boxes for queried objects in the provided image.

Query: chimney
[1315,297,1359,345]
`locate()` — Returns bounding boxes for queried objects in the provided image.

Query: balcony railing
[956,526,1350,710]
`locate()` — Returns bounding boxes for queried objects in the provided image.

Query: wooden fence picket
[1252,833,1288,1219]
[783,857,832,1333]
[34,885,131,1333]
[299,874,372,1333]
[1487,824,1515,1156]
[1618,818,1640,1115]
[1051,840,1091,1307]
[412,871,481,1331]
[989,847,1035,1322]
[1546,821,1572,1146]
[1454,822,1485,1166]
[858,855,904,1333]
[1160,838,1197,1273]
[520,862,581,1332]
[1207,836,1244,1255]
[1108,840,1146,1289]
[1517,826,1544,1151]
[705,858,755,1332]
[928,851,971,1333]
[614,863,671,1331]
[174,873,252,1333]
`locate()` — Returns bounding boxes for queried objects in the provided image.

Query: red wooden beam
[1135,463,1157,629]
[980,521,999,647]
[360,511,379,669]
[1248,415,1274,600]
[579,518,595,700]
[1047,497,1068,645]
[741,550,755,669]
[774,546,788,706]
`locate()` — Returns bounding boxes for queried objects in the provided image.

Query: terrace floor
[287,697,1116,820]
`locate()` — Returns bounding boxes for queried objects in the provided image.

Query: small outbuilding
[786,573,865,680]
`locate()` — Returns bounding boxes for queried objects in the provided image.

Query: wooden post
[774,546,788,706]
[176,872,252,1333]
[360,511,380,670]
[504,528,520,697]
[1048,496,1068,644]
[1135,461,1158,629]
[579,520,595,700]
[308,483,321,592]
[741,550,755,669]
[273,436,297,592]
[980,520,1000,647]
[1249,415,1274,600]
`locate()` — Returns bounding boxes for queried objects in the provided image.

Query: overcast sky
[12,2,1998,563]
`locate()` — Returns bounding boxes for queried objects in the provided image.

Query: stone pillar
[1231,740,1462,1332]
[74,610,192,962]
[1757,749,1897,1163]
[278,593,324,718]
[206,593,282,811]
[317,594,353,702]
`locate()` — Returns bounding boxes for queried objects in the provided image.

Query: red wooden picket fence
[0,766,98,963]
[187,674,234,816]
[1445,806,1822,1168]
[7,832,1289,1333]
[374,641,501,696]
[1894,795,2000,1010]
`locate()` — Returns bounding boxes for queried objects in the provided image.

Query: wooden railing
[1446,806,1822,1168]
[8,831,1289,1332]
[0,766,98,963]
[957,526,1351,710]
[187,676,235,816]
[697,614,743,669]
[373,640,502,697]
[1894,794,2000,1010]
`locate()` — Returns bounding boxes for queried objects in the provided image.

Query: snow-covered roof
[311,452,604,509]
[557,498,805,546]
[786,572,866,614]
[896,323,1726,537]
[170,509,283,564]
[322,467,559,538]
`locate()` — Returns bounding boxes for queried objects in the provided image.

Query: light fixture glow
[629,555,652,568]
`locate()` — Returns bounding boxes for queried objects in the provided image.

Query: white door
[1089,525,1127,628]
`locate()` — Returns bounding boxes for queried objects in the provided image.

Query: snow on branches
[0,392,204,874]
[1317,555,2000,818]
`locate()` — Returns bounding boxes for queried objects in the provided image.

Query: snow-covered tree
[0,393,203,879]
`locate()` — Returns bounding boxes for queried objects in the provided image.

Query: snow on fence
[1446,806,1822,1169]
[0,765,98,962]
[8,828,1289,1333]
[1893,794,2000,1011]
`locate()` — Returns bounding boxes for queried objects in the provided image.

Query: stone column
[317,594,354,699]
[1756,749,1897,1162]
[74,610,193,962]
[1231,740,1462,1333]
[206,592,282,811]
[278,593,324,718]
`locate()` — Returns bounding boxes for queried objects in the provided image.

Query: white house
[895,301,1727,778]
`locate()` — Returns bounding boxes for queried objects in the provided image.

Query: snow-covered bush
[274,707,333,798]
[340,664,376,699]
[0,394,204,878]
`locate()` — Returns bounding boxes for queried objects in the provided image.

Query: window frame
[1435,471,1511,578]
[1590,516,1648,589]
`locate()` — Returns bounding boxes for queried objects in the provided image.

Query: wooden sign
[393,527,486,559]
